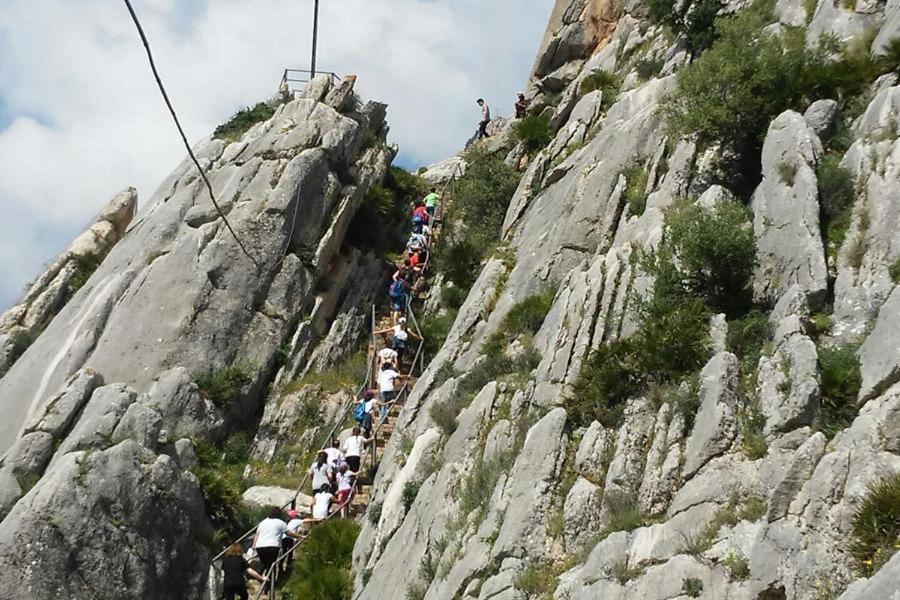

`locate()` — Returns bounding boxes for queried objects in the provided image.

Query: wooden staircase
[347,313,417,515]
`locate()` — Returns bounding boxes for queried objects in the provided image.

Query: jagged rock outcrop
[0,74,396,598]
[0,188,137,377]
[352,1,900,599]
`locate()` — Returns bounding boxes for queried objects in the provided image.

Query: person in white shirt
[334,463,358,518]
[376,362,408,421]
[324,439,343,469]
[308,451,333,495]
[308,485,334,520]
[252,507,302,578]
[374,317,422,369]
[377,346,398,372]
[476,98,491,139]
[282,509,304,565]
[341,427,369,473]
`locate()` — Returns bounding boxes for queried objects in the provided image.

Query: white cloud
[0,0,552,309]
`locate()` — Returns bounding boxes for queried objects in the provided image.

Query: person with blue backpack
[388,278,411,325]
[412,201,428,234]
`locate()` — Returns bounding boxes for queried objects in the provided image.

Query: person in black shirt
[220,543,266,600]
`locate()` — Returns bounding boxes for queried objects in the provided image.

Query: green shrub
[440,284,467,310]
[430,396,461,437]
[442,148,520,291]
[777,161,798,185]
[635,57,664,81]
[567,338,644,428]
[815,344,861,438]
[664,201,756,317]
[213,103,275,143]
[621,163,650,216]
[419,309,457,360]
[579,71,622,110]
[683,577,704,597]
[727,310,773,369]
[283,349,366,395]
[402,480,421,512]
[663,5,877,190]
[890,257,900,284]
[850,474,900,575]
[347,167,427,253]
[513,115,552,152]
[514,562,559,596]
[196,365,253,407]
[647,0,724,54]
[740,403,768,459]
[405,582,428,600]
[818,153,856,259]
[281,519,360,600]
[368,500,383,525]
[723,551,751,580]
[611,559,645,584]
[443,241,482,290]
[455,453,508,519]
[68,251,107,298]
[500,290,555,339]
[603,492,648,536]
[876,37,900,75]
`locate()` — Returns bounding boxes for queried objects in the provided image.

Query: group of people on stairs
[217,176,441,600]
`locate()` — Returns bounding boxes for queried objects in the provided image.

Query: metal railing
[215,162,455,598]
[280,68,340,94]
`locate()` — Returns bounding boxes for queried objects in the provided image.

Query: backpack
[389,280,406,300]
[412,214,424,226]
[353,403,365,422]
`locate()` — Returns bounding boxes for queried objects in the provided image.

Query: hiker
[309,484,334,521]
[219,543,267,600]
[335,463,358,518]
[376,361,408,421]
[341,426,370,473]
[393,258,414,283]
[377,344,399,372]
[324,439,343,470]
[476,98,491,139]
[423,187,439,220]
[388,278,411,324]
[375,317,422,368]
[412,202,429,234]
[515,93,528,118]
[252,507,303,579]
[406,231,428,253]
[282,510,304,566]
[308,450,333,495]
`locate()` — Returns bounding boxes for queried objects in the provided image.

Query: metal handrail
[251,334,425,600]
[222,166,454,595]
[211,359,372,564]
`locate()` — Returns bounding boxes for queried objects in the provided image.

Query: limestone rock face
[0,188,137,377]
[751,110,828,308]
[0,441,210,600]
[352,5,900,600]
[0,76,395,598]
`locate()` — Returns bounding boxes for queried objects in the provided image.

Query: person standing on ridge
[423,187,439,220]
[515,93,528,118]
[476,98,491,139]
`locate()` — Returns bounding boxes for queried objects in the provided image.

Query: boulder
[683,352,742,478]
[858,287,900,401]
[0,441,211,599]
[758,316,820,436]
[803,99,840,138]
[751,111,827,308]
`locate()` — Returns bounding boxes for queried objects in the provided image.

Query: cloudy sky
[0,0,552,310]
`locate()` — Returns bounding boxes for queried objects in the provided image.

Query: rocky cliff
[0,75,394,598]
[351,1,900,599]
